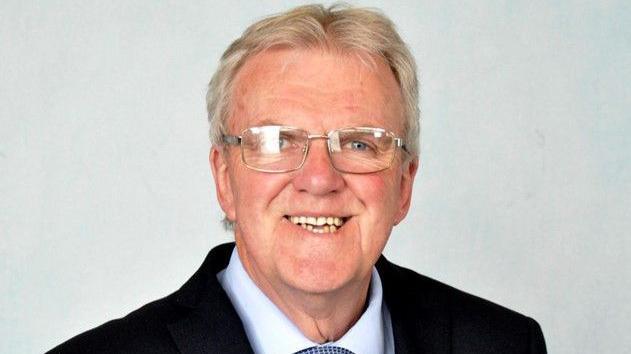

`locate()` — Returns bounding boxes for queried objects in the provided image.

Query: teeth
[286,215,346,234]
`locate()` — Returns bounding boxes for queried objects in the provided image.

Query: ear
[209,146,236,221]
[394,156,419,225]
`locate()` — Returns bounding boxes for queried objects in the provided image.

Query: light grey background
[1,1,629,353]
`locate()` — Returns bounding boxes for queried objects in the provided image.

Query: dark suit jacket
[48,242,546,353]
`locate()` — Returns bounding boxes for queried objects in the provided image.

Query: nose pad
[292,139,344,195]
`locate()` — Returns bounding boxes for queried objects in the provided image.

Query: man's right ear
[209,147,236,221]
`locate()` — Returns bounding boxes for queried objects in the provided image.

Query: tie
[294,346,355,354]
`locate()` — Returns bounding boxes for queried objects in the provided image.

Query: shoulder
[377,257,547,353]
[48,243,237,354]
[47,294,184,354]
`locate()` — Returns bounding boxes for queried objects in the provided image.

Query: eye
[349,140,369,151]
[342,139,377,154]
[277,136,287,149]
[277,134,296,149]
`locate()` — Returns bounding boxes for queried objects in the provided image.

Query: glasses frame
[221,125,408,174]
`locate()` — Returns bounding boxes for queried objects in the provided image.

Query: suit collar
[167,243,254,354]
[377,256,452,354]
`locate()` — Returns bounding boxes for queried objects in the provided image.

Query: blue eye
[350,141,368,151]
[276,133,302,151]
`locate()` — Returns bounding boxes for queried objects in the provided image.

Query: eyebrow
[244,120,397,134]
[254,118,284,126]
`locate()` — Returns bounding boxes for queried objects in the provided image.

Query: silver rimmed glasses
[221,125,407,174]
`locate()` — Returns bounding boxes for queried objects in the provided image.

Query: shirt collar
[217,248,387,354]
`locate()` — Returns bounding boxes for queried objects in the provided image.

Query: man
[50,4,546,354]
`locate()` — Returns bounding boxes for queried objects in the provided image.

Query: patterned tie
[294,346,355,354]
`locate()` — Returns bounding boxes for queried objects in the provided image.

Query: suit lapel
[167,243,255,354]
[378,256,452,354]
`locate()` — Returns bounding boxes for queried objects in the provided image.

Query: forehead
[228,48,404,134]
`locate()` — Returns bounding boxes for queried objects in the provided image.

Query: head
[208,4,419,297]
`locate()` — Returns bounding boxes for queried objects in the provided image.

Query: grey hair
[206,3,420,229]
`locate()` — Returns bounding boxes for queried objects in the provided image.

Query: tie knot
[294,345,355,354]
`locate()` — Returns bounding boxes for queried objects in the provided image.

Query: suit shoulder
[380,258,530,318]
[48,244,236,354]
[47,295,183,354]
[378,258,547,353]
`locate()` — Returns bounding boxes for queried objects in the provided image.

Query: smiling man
[50,4,546,354]
[211,46,415,350]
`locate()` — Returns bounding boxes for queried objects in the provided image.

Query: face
[211,48,418,297]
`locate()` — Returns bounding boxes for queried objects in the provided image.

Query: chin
[279,254,363,294]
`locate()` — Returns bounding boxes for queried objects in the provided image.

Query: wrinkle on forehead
[228,47,404,133]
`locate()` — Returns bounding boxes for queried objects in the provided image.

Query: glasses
[221,125,408,174]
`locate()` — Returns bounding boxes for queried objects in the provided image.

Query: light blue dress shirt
[217,249,395,354]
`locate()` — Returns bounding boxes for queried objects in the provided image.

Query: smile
[284,215,347,234]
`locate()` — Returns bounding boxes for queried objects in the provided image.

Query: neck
[238,250,372,343]
[273,278,371,343]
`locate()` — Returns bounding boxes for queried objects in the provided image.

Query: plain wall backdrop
[1,1,629,353]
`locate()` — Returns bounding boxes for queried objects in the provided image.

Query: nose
[291,138,345,195]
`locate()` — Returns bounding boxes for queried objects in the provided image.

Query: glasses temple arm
[394,137,409,154]
[222,135,242,145]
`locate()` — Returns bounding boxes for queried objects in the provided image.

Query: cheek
[348,174,400,263]
[230,167,292,219]
[351,172,401,216]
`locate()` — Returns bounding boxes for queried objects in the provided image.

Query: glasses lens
[241,126,308,172]
[329,128,396,173]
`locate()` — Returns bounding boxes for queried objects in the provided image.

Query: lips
[284,215,347,234]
